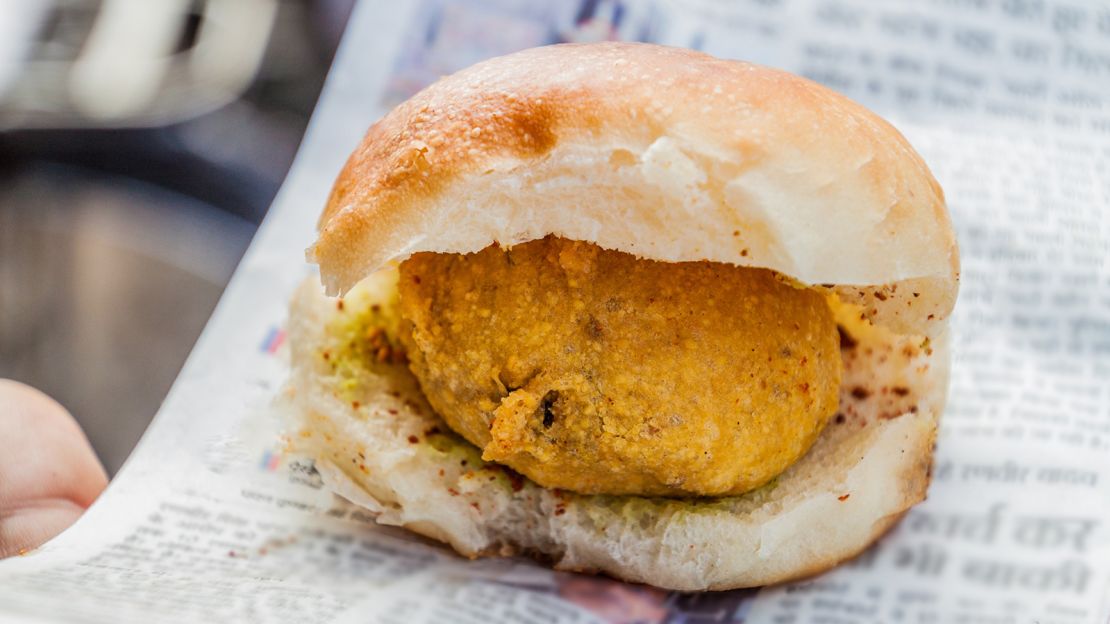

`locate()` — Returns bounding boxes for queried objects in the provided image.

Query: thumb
[0,380,108,558]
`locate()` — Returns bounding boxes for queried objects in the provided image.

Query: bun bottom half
[280,271,948,591]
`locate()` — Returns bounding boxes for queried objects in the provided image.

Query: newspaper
[2,0,1109,622]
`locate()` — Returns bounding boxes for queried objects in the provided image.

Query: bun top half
[310,42,958,336]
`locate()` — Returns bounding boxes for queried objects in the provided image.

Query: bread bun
[309,42,958,336]
[282,271,948,590]
[286,42,959,590]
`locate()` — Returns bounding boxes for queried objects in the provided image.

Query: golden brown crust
[309,42,959,337]
[397,237,842,497]
[317,43,929,229]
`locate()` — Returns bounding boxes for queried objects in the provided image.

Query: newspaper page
[1,1,1109,623]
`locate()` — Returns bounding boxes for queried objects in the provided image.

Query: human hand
[0,380,108,558]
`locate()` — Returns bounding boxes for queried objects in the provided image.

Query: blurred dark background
[0,0,355,473]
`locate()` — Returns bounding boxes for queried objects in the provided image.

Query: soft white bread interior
[309,42,958,337]
[281,271,948,591]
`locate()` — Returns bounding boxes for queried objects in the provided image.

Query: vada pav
[281,42,959,590]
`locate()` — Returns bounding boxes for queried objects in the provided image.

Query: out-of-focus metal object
[0,164,256,473]
[0,0,354,472]
[0,0,279,129]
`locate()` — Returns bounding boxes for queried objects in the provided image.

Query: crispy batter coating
[397,237,841,497]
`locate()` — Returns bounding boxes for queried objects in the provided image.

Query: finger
[0,380,108,557]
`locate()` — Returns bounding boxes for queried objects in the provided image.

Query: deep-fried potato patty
[397,237,841,497]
